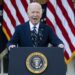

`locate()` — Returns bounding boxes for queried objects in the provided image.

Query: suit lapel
[37,23,45,46]
[38,22,45,37]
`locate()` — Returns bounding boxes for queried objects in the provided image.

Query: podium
[8,47,66,75]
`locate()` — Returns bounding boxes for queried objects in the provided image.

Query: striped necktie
[31,26,38,47]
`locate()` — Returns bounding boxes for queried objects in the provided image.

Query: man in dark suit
[7,2,64,50]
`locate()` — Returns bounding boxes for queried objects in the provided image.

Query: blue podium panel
[8,47,66,75]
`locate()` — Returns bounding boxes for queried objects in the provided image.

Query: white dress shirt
[29,21,40,33]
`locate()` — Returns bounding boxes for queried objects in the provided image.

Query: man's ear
[27,11,30,17]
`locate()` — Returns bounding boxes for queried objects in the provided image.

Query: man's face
[28,5,42,25]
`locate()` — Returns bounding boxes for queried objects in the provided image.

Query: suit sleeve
[7,26,20,47]
[48,27,63,46]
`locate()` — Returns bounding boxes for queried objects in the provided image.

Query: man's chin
[33,21,39,25]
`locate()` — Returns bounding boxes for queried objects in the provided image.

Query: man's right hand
[8,45,16,50]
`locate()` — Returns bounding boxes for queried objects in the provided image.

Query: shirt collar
[29,21,40,31]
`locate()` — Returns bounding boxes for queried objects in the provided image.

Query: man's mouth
[32,17,38,20]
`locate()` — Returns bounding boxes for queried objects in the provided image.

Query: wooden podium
[8,47,66,75]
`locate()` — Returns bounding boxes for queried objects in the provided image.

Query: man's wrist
[58,44,64,48]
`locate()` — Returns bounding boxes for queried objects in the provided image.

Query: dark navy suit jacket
[7,21,63,47]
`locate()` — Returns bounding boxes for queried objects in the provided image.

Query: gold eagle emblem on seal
[26,52,48,74]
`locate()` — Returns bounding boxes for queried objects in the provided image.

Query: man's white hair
[27,2,43,15]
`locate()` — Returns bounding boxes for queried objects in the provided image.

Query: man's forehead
[29,2,41,9]
[30,6,40,10]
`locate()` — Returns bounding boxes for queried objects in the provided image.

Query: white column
[66,58,75,75]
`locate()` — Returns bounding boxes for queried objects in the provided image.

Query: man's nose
[33,12,38,16]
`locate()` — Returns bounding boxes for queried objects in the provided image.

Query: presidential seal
[26,52,48,74]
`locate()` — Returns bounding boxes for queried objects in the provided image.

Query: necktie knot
[33,26,37,34]
[33,26,36,29]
